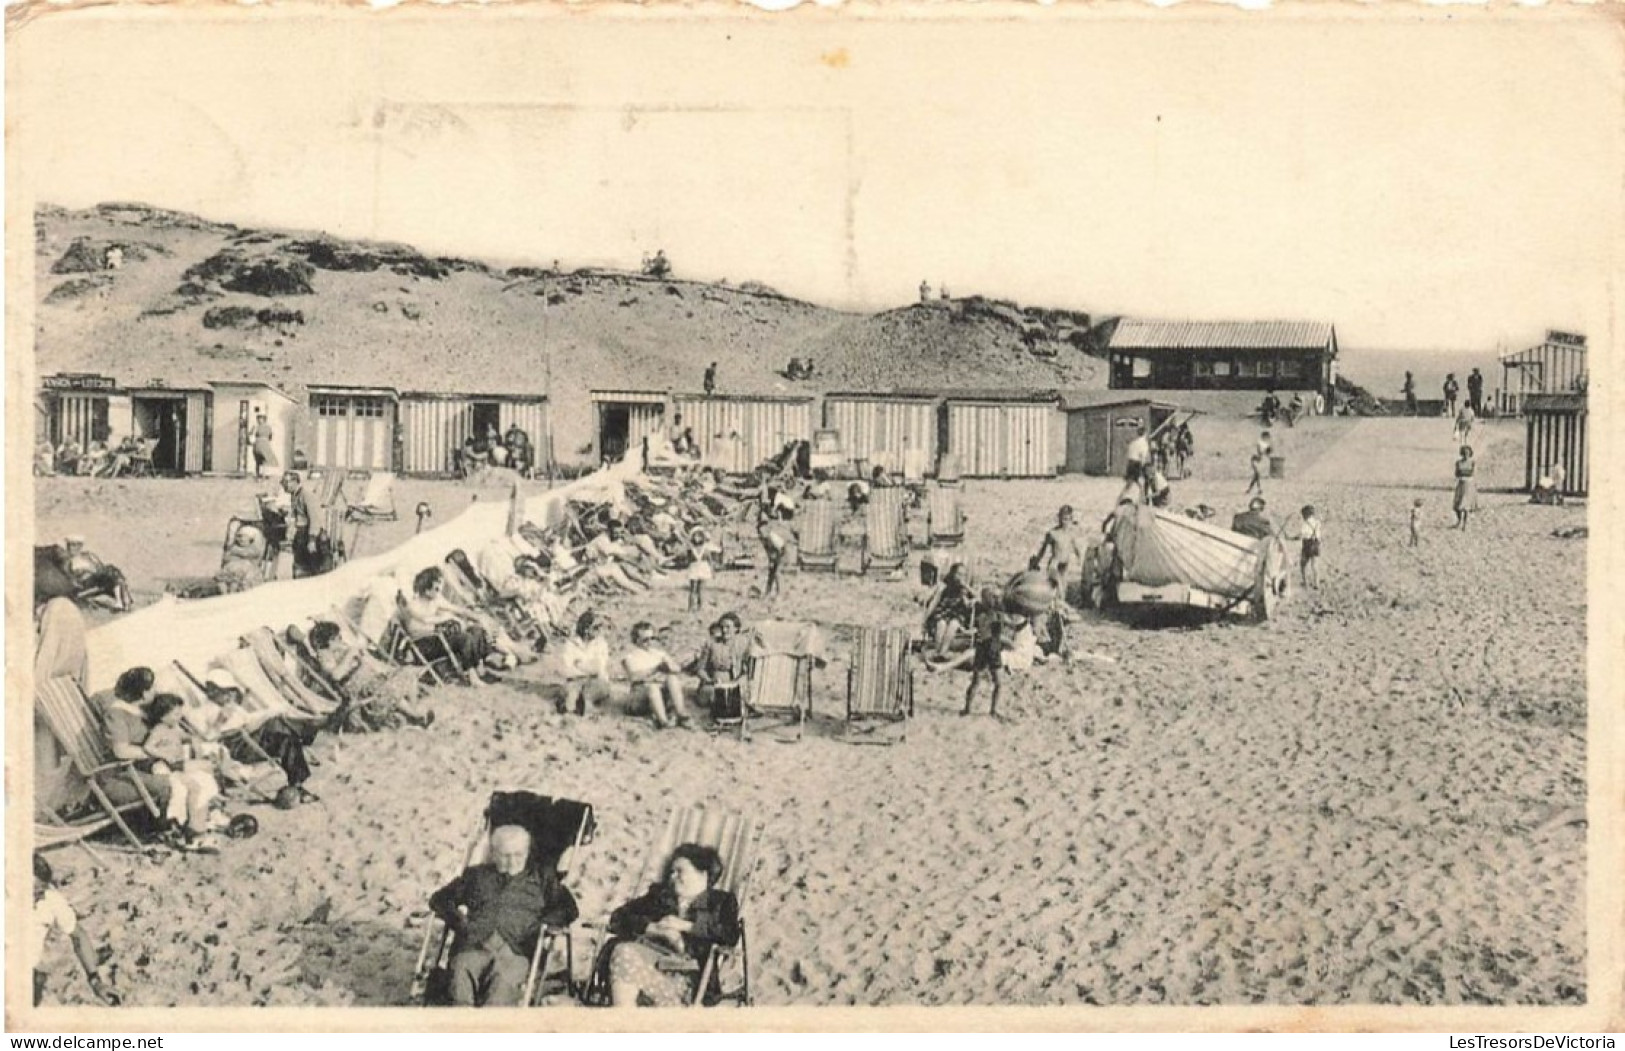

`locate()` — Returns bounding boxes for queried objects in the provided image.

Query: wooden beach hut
[1061,396,1181,476]
[670,393,817,474]
[207,381,296,476]
[1523,393,1588,498]
[940,391,1061,478]
[398,390,550,476]
[590,389,669,464]
[822,391,941,478]
[307,385,399,472]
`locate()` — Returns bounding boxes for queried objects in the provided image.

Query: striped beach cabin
[1524,392,1588,498]
[398,390,550,476]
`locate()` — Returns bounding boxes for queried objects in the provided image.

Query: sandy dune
[33,415,1586,1008]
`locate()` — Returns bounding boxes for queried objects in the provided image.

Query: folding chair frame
[843,627,915,746]
[383,616,471,687]
[34,677,165,851]
[862,490,910,576]
[580,806,760,1008]
[412,795,595,1006]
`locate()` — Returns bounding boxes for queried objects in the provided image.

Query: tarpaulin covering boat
[1088,503,1287,620]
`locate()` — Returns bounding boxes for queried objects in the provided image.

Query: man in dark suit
[429,825,578,1006]
[1230,497,1275,541]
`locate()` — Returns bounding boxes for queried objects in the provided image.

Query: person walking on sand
[1452,403,1475,447]
[1443,373,1460,416]
[703,362,717,397]
[1467,368,1484,415]
[962,586,1008,720]
[1452,445,1479,530]
[1409,497,1423,547]
[1246,430,1272,498]
[1297,505,1322,589]
[1033,506,1085,601]
[1402,371,1418,416]
[1123,420,1151,488]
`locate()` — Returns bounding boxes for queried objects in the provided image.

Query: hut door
[599,405,631,462]
[471,401,502,444]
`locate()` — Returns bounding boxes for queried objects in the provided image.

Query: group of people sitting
[35,435,155,479]
[456,423,535,479]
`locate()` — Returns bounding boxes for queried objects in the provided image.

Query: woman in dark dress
[922,562,975,661]
[606,843,741,1007]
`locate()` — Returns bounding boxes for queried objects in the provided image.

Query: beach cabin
[1524,393,1588,498]
[40,372,121,450]
[1108,320,1337,395]
[940,391,1061,478]
[399,390,551,476]
[1500,332,1588,417]
[207,382,296,476]
[1061,396,1181,476]
[125,382,211,475]
[307,385,398,472]
[670,393,817,474]
[590,389,669,464]
[822,391,940,479]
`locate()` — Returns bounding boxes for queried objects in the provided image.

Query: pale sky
[9,7,1621,358]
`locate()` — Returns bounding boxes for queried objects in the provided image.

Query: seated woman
[621,622,692,729]
[400,567,518,679]
[104,692,223,853]
[582,523,656,593]
[552,611,617,716]
[606,843,742,1008]
[217,523,269,594]
[921,563,976,662]
[477,539,572,631]
[688,613,751,717]
[305,621,434,730]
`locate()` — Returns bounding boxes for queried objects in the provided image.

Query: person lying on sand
[304,621,435,731]
[604,842,741,1008]
[429,825,579,1008]
[622,621,694,729]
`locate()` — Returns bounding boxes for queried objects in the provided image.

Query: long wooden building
[1107,319,1337,395]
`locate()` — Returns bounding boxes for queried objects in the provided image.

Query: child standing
[962,586,1008,719]
[1299,505,1323,589]
[1409,498,1423,547]
[32,855,116,1006]
[1033,506,1084,600]
[686,529,717,611]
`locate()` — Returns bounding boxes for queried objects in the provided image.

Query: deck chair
[844,626,915,744]
[795,499,839,573]
[34,677,163,850]
[445,549,543,643]
[163,662,285,804]
[413,791,596,1006]
[862,488,909,575]
[926,483,966,547]
[384,598,471,687]
[722,621,823,742]
[346,471,399,522]
[582,806,760,1007]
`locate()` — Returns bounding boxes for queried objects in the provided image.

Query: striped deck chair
[795,499,839,573]
[414,791,596,1006]
[242,628,341,720]
[164,662,285,803]
[926,483,966,547]
[862,488,909,575]
[730,621,823,742]
[345,470,399,522]
[446,549,542,643]
[582,805,761,1007]
[844,626,915,744]
[386,594,471,687]
[34,677,163,850]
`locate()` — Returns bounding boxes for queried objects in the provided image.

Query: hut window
[1131,357,1152,379]
[1212,361,1233,377]
[352,398,386,419]
[1194,360,1215,377]
[1278,357,1304,379]
[314,396,349,418]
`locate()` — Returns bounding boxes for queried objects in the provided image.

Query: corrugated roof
[1109,320,1336,352]
[1059,393,1183,412]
